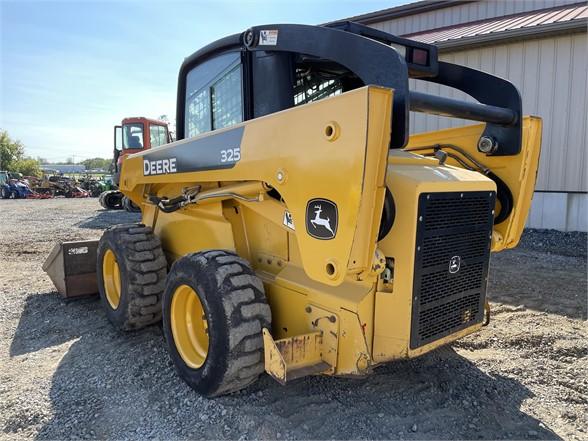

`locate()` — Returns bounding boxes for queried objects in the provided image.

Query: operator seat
[128,135,142,148]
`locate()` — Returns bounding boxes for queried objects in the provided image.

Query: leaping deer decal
[310,205,334,236]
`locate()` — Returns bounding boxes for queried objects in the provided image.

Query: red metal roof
[405,3,588,45]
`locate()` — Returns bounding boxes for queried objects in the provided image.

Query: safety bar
[409,91,518,126]
[178,23,523,155]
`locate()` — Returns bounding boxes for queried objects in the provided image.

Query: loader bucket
[42,240,99,298]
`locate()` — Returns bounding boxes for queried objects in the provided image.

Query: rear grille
[420,262,485,306]
[410,191,495,349]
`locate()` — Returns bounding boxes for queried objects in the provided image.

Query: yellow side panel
[153,203,235,260]
[121,86,393,286]
[242,205,289,261]
[405,116,542,250]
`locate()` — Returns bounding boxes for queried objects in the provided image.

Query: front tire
[97,224,167,331]
[162,250,271,397]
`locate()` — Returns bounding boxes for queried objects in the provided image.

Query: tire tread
[98,223,166,330]
[164,250,271,396]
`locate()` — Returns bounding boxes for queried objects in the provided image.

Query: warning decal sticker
[283,210,295,230]
[259,30,278,46]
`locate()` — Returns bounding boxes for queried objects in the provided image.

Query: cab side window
[150,125,168,147]
[185,52,243,138]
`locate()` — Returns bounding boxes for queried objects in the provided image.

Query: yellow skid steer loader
[45,22,541,397]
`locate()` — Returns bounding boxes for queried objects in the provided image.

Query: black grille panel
[420,262,485,306]
[424,196,491,230]
[421,232,489,269]
[410,191,495,349]
[418,294,481,341]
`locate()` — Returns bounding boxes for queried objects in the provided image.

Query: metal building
[346,0,588,231]
[40,164,86,174]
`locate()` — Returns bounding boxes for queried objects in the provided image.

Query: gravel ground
[0,198,586,440]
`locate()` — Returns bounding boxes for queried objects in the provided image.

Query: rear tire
[1,187,9,199]
[97,224,167,331]
[99,190,123,210]
[162,250,271,397]
[123,196,141,212]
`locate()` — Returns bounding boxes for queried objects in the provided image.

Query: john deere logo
[449,255,461,274]
[306,198,337,240]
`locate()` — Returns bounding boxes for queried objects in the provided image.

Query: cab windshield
[122,123,144,149]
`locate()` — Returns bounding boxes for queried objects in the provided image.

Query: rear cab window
[185,52,243,138]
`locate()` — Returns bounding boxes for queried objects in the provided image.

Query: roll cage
[176,22,521,156]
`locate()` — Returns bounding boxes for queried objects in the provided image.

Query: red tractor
[99,117,172,210]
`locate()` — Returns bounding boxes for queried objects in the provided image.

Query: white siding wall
[409,33,588,194]
[367,1,588,231]
[371,0,579,36]
[405,34,588,232]
[527,192,588,231]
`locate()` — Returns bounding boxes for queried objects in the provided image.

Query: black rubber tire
[98,191,105,207]
[98,191,111,209]
[97,224,167,331]
[123,196,141,213]
[162,250,271,397]
[103,191,123,210]
[1,187,9,199]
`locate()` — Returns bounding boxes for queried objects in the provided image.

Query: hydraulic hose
[405,144,514,224]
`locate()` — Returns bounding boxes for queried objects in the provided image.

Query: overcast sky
[1,0,407,162]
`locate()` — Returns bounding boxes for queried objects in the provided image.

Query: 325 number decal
[220,148,241,163]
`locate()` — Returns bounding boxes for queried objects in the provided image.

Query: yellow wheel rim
[170,285,209,369]
[102,249,122,309]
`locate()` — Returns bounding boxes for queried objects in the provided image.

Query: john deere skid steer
[70,23,542,396]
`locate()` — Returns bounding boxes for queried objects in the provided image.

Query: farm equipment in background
[99,117,171,211]
[0,172,48,199]
[0,171,90,200]
[27,173,89,198]
[44,23,542,397]
[47,175,89,198]
[8,172,23,180]
[79,175,109,197]
[1,172,53,199]
[23,176,54,198]
[1,178,34,199]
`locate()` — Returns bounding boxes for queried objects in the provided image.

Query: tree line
[1,130,112,177]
